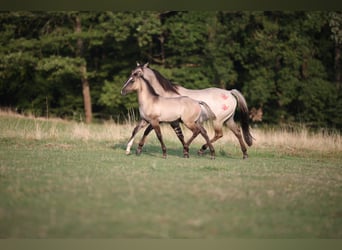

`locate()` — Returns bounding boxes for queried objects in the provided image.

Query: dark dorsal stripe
[151,68,179,94]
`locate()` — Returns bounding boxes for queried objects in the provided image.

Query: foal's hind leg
[183,126,201,158]
[226,118,248,159]
[198,121,223,155]
[198,124,215,159]
[184,122,215,159]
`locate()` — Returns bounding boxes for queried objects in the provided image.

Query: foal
[121,72,216,159]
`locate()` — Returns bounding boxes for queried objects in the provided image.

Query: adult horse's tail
[231,89,253,146]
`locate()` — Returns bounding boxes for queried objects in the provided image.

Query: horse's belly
[159,110,181,122]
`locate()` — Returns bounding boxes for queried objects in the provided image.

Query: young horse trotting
[127,63,254,159]
[121,70,216,159]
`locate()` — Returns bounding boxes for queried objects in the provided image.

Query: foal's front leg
[136,121,185,156]
[151,121,167,158]
[125,119,148,155]
[136,124,154,155]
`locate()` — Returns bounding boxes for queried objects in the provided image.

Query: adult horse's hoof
[136,148,142,155]
[243,154,248,159]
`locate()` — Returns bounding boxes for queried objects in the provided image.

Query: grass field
[0,111,341,238]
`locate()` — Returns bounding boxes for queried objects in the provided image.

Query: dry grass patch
[0,109,341,156]
[160,123,341,156]
[251,127,341,153]
[70,121,135,142]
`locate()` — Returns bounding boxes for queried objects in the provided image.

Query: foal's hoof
[183,153,189,158]
[136,149,142,156]
[243,154,248,159]
[198,149,204,156]
[125,150,131,155]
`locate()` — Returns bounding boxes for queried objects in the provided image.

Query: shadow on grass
[112,140,237,159]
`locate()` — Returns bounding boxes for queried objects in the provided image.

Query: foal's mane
[150,68,179,94]
[141,76,159,97]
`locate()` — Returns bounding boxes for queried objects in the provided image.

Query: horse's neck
[175,85,191,96]
[137,81,157,108]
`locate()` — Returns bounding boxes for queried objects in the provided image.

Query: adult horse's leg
[126,119,148,155]
[170,121,185,144]
[151,121,167,158]
[226,118,248,159]
[198,120,223,155]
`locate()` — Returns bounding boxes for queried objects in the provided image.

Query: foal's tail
[231,89,254,146]
[198,101,216,122]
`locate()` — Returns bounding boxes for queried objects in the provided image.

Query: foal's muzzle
[121,77,134,96]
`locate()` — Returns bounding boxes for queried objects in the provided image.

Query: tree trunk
[80,64,92,123]
[75,14,92,123]
[335,45,341,91]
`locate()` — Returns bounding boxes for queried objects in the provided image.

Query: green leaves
[330,15,342,45]
[36,56,84,81]
[99,75,139,110]
[0,11,341,128]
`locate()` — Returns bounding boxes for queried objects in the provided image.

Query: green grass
[0,114,341,238]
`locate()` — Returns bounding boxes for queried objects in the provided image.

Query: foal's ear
[136,61,140,66]
[143,62,149,68]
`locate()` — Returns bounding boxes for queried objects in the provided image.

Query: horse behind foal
[121,73,216,159]
[131,63,254,159]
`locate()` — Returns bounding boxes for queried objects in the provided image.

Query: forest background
[0,11,341,129]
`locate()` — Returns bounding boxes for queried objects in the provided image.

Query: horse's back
[177,87,237,120]
[161,96,201,123]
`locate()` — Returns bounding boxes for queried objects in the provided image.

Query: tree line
[0,11,341,129]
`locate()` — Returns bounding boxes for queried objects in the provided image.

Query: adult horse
[121,69,216,159]
[125,63,253,159]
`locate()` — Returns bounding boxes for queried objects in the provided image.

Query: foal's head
[120,64,145,95]
[136,62,179,95]
[121,64,159,97]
